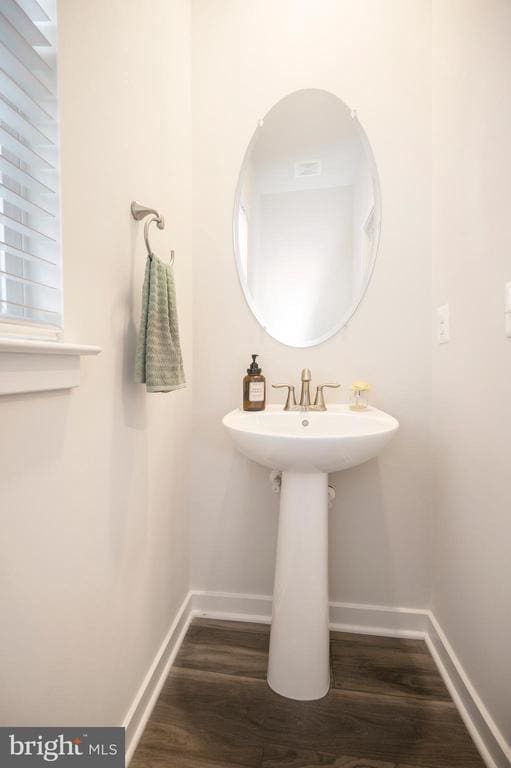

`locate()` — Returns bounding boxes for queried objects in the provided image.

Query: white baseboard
[191,589,428,638]
[123,591,194,765]
[425,613,510,768]
[123,589,509,768]
[191,589,272,624]
[329,599,428,637]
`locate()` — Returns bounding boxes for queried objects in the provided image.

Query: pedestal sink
[222,403,399,701]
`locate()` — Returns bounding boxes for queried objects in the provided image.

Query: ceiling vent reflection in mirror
[294,160,322,178]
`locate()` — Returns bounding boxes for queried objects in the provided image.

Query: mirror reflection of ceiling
[252,92,362,196]
[235,89,380,348]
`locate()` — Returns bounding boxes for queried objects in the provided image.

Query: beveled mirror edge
[232,88,382,348]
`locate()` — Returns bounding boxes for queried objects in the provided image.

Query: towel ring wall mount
[131,201,175,264]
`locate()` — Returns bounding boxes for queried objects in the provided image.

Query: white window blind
[0,0,61,331]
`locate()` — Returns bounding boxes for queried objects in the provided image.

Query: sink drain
[302,419,309,427]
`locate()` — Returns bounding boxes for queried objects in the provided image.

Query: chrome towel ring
[131,200,175,265]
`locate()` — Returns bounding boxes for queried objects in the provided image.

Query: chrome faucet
[272,369,340,412]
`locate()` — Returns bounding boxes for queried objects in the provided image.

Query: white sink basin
[223,404,398,473]
[222,401,399,702]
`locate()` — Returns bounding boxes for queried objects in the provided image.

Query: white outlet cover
[437,304,450,344]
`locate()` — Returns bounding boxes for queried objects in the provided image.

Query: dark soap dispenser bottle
[243,354,266,411]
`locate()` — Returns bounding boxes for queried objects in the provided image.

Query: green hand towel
[135,255,186,393]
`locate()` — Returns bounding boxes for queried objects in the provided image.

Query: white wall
[432,0,511,746]
[191,0,433,608]
[0,0,192,727]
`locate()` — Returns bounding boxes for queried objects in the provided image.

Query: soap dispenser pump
[243,354,266,411]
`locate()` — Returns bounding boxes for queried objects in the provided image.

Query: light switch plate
[505,282,511,311]
[437,304,450,344]
[505,283,511,337]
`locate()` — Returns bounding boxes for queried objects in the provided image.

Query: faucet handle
[272,384,297,411]
[313,383,341,411]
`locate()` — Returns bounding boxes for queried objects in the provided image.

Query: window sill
[0,338,102,396]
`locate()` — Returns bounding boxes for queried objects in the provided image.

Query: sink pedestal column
[267,470,330,700]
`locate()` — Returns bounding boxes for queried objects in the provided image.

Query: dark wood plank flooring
[130,618,485,768]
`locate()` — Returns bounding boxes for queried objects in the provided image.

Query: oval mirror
[233,89,381,348]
